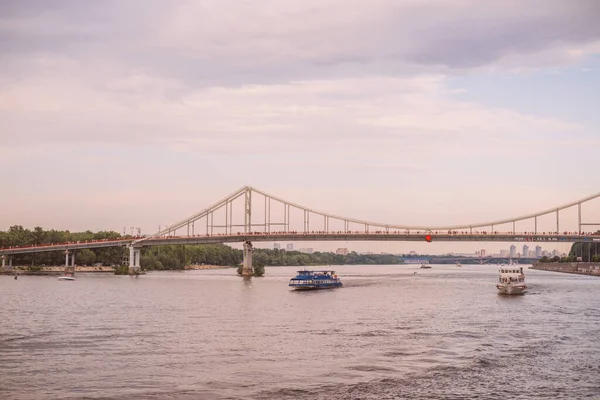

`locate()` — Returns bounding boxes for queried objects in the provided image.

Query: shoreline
[531,262,600,278]
[2,264,233,275]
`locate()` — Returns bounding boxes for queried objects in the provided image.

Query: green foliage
[253,262,265,277]
[568,241,600,262]
[77,249,96,266]
[251,248,401,266]
[114,265,129,275]
[538,256,549,262]
[0,226,125,266]
[142,244,242,270]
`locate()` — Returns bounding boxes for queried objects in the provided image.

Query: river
[1,264,599,399]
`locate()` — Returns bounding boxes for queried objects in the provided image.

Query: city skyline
[1,1,599,254]
[264,242,568,257]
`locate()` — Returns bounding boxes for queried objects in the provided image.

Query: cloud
[0,68,582,161]
[2,0,599,85]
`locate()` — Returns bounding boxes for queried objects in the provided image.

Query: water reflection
[1,264,599,399]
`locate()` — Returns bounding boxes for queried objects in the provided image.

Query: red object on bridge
[425,235,432,242]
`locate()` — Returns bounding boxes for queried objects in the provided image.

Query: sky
[1,0,599,255]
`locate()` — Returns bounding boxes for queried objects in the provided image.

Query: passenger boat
[496,265,527,295]
[288,270,342,290]
[420,264,431,269]
[58,275,75,281]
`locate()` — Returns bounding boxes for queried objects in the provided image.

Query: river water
[1,264,599,399]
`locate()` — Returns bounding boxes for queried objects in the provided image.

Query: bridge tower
[242,241,253,277]
[128,246,141,274]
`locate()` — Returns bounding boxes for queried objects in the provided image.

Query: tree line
[539,240,600,263]
[1,225,403,269]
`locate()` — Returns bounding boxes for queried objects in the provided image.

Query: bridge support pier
[242,241,253,277]
[1,255,13,271]
[128,246,141,274]
[64,250,75,275]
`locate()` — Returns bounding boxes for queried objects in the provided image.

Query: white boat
[455,261,462,267]
[496,265,526,295]
[58,275,75,281]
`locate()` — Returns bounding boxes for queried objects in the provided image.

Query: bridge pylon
[242,241,253,277]
[128,246,141,275]
[64,250,75,275]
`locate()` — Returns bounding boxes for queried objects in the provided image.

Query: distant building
[510,245,516,258]
[500,249,509,257]
[480,249,486,257]
[522,245,529,258]
[336,248,349,255]
[535,245,542,258]
[286,243,294,251]
[274,243,280,250]
[299,248,314,254]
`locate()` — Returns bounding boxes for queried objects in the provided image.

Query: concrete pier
[64,250,75,275]
[1,256,15,271]
[128,246,141,274]
[242,241,253,277]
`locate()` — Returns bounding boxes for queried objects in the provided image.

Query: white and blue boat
[288,269,343,290]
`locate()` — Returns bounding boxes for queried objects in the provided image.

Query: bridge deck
[1,232,599,255]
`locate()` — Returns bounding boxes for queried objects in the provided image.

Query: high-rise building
[480,249,486,257]
[286,243,294,251]
[274,243,280,250]
[535,245,542,258]
[336,248,349,255]
[522,245,529,258]
[510,245,516,258]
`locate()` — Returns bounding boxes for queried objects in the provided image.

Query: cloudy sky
[1,0,599,254]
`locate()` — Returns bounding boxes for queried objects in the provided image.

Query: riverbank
[1,264,233,275]
[531,262,600,277]
[184,264,232,270]
[1,266,116,275]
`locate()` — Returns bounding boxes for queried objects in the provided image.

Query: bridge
[1,186,599,275]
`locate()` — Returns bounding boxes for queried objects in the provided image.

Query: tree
[77,249,96,266]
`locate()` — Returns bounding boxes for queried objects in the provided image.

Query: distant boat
[420,264,432,269]
[288,269,342,290]
[58,275,75,281]
[455,261,462,267]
